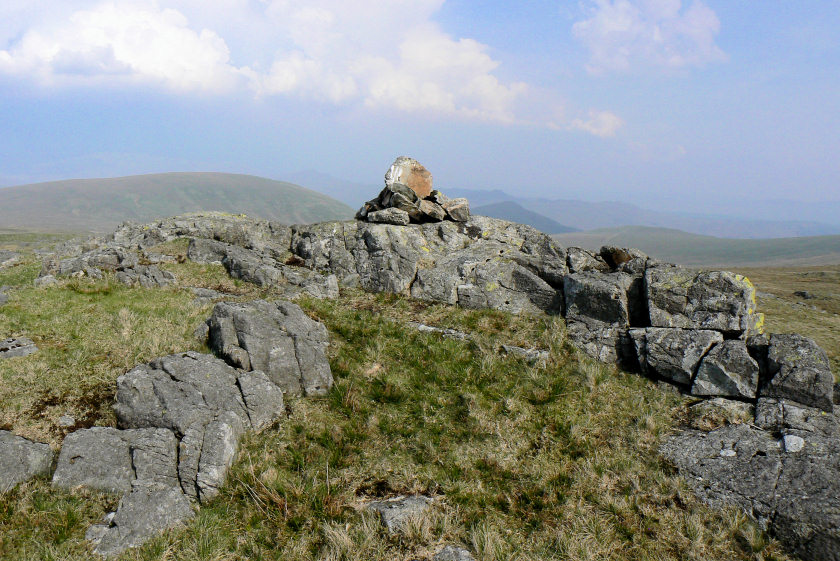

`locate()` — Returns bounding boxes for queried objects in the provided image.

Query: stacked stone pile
[356,156,470,225]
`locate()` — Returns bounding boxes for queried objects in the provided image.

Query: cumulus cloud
[573,0,727,74]
[0,2,252,92]
[569,110,624,137]
[0,1,620,131]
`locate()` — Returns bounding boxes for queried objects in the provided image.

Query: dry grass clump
[0,254,798,560]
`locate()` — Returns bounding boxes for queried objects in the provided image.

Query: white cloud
[0,1,616,131]
[569,110,624,137]
[0,1,252,92]
[573,0,727,74]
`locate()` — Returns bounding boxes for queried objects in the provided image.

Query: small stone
[0,337,38,359]
[719,449,737,457]
[58,415,76,427]
[434,545,476,561]
[367,207,411,226]
[367,495,433,534]
[418,199,447,221]
[33,275,58,287]
[441,197,470,222]
[782,434,805,453]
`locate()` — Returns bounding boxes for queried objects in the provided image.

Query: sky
[1,0,839,214]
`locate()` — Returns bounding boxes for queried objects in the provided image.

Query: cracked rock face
[53,427,178,494]
[692,340,760,399]
[0,431,53,492]
[631,328,723,386]
[208,300,333,397]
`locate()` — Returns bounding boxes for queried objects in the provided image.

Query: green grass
[0,251,794,560]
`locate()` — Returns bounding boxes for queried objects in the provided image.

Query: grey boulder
[113,351,285,502]
[0,431,53,492]
[662,423,840,561]
[208,300,332,397]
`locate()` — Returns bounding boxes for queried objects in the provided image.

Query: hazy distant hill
[472,201,578,234]
[553,225,840,268]
[522,199,840,239]
[0,172,354,232]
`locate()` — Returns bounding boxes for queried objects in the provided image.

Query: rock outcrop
[21,156,836,561]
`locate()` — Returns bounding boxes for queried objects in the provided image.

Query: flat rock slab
[662,423,840,561]
[0,431,53,492]
[208,300,332,397]
[86,487,194,557]
[367,495,433,534]
[0,337,38,359]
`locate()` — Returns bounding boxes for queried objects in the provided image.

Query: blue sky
[1,0,838,213]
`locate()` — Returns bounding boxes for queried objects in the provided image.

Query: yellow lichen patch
[485,282,499,292]
[421,246,431,253]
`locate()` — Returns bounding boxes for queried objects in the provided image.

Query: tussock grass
[0,256,797,560]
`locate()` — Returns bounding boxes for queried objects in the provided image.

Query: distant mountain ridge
[472,201,578,234]
[287,172,840,239]
[0,172,353,232]
[554,225,840,268]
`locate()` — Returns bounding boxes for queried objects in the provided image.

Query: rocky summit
[4,158,837,560]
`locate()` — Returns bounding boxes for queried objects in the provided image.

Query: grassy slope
[0,240,804,560]
[0,173,354,233]
[554,226,840,268]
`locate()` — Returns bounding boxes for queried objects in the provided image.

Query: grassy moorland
[0,237,814,560]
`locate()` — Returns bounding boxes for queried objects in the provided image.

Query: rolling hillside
[0,172,354,232]
[553,225,840,268]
